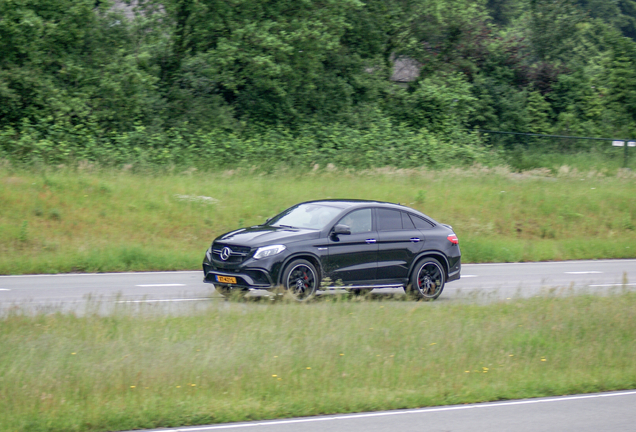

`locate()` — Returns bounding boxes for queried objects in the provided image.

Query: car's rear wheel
[408,257,445,300]
[282,259,319,301]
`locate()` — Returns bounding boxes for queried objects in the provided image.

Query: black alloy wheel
[282,259,318,301]
[409,257,445,300]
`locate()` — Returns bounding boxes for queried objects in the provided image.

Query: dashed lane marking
[116,298,207,303]
[0,271,200,278]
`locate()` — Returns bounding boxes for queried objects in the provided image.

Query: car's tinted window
[402,211,416,229]
[337,209,372,234]
[409,214,435,229]
[377,208,402,231]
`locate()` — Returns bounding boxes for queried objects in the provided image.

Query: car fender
[409,250,450,278]
[277,252,323,285]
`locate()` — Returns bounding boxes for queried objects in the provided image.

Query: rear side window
[402,212,416,229]
[377,208,403,231]
[409,214,435,230]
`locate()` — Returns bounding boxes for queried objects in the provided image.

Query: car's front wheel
[408,257,446,300]
[282,259,319,301]
[214,285,248,299]
[215,285,232,297]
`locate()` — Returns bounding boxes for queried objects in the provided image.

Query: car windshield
[268,204,342,230]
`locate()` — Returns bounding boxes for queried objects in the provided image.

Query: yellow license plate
[216,275,237,284]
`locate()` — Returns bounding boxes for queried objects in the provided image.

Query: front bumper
[202,262,275,289]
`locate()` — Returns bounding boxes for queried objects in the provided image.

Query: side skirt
[322,284,404,290]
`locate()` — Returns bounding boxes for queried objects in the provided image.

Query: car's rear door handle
[410,238,420,242]
[365,239,377,244]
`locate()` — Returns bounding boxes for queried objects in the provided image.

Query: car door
[326,208,378,285]
[376,208,425,282]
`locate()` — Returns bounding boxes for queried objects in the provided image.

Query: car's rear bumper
[447,256,461,282]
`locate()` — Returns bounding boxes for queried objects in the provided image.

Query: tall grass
[1,292,635,432]
[1,164,635,274]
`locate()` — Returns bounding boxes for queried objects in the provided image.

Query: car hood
[215,225,320,248]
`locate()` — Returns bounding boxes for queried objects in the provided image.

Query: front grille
[212,243,252,263]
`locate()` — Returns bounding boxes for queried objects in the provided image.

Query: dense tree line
[1,0,636,165]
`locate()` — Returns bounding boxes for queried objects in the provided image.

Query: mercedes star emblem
[220,247,232,261]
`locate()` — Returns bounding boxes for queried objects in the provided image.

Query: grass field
[1,291,635,432]
[1,164,635,274]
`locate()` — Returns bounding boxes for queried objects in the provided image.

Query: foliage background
[2,0,636,167]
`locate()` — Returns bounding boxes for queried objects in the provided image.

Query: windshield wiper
[275,224,296,229]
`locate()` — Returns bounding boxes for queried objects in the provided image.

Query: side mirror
[332,224,351,236]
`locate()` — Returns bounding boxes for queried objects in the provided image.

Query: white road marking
[589,283,636,287]
[0,288,10,291]
[116,298,207,303]
[0,271,201,278]
[135,284,186,287]
[462,259,636,267]
[163,391,636,431]
[461,275,478,278]
[565,271,602,274]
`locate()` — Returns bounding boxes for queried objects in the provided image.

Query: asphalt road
[0,259,635,312]
[120,390,636,432]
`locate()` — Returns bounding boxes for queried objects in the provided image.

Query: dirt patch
[3,176,24,185]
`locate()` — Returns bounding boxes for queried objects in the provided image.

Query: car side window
[337,209,372,234]
[402,211,416,229]
[409,214,435,230]
[377,208,402,231]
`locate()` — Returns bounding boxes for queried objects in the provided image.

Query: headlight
[253,245,286,260]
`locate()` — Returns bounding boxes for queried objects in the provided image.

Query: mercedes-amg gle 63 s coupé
[203,200,461,301]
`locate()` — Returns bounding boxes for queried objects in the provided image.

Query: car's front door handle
[410,238,420,242]
[365,239,377,244]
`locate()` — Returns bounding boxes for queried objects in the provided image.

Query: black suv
[203,200,461,300]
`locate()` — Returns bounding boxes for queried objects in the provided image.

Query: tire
[281,259,319,301]
[214,285,233,297]
[214,285,248,300]
[408,257,446,300]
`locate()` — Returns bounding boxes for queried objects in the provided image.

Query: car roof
[300,199,432,219]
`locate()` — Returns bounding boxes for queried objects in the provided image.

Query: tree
[0,0,157,132]
[135,0,378,128]
[526,89,553,133]
[574,0,636,39]
[486,0,524,26]
[602,37,636,137]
